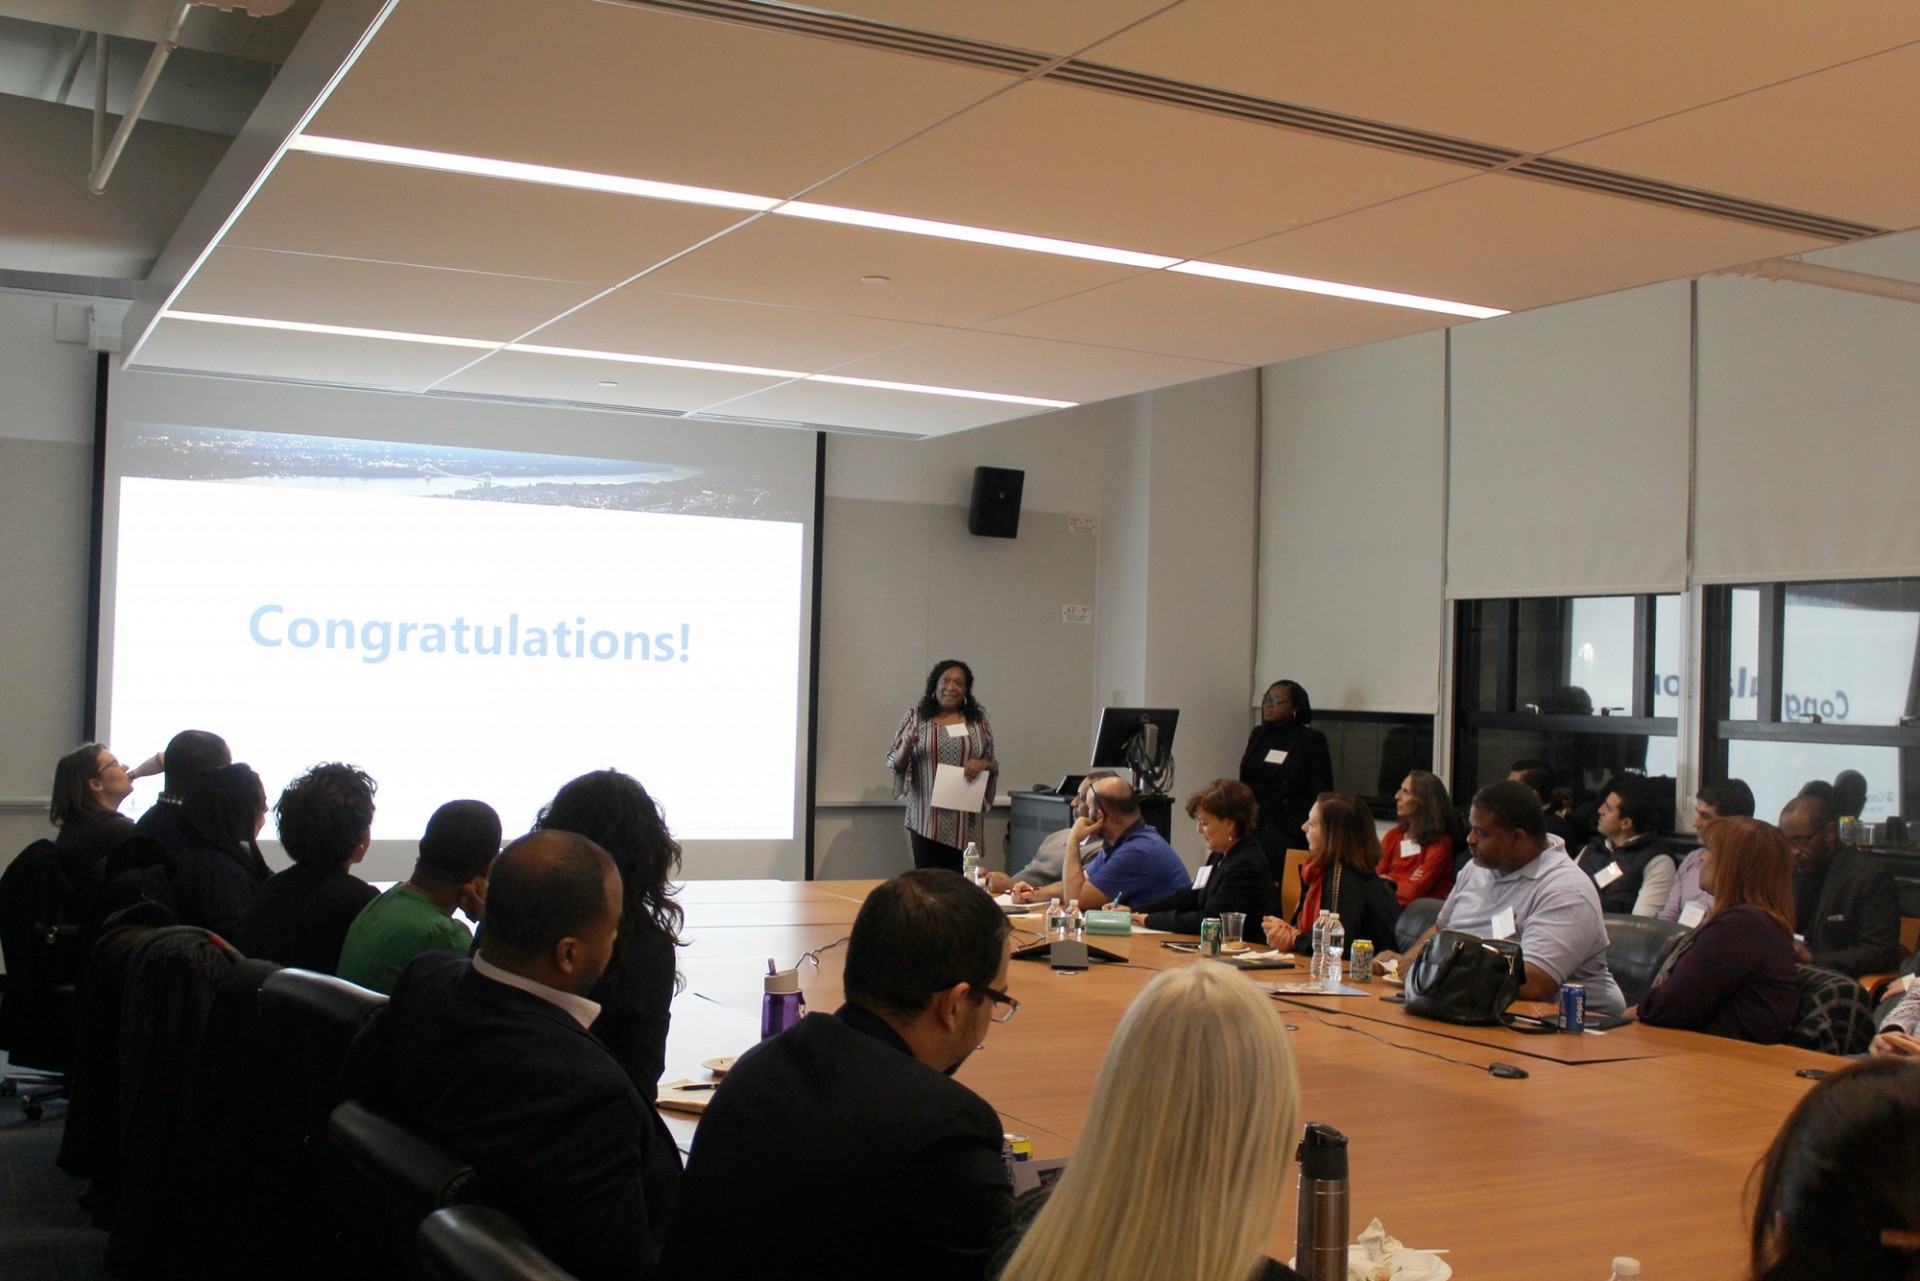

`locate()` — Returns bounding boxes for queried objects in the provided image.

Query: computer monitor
[1090,707,1179,770]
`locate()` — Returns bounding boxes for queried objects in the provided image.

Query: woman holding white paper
[1239,679,1333,882]
[887,659,997,873]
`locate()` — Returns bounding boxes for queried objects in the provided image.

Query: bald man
[1780,793,1900,977]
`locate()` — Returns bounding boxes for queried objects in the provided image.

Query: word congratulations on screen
[249,604,690,665]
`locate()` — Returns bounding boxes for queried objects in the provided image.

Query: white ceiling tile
[1084,0,1920,155]
[528,288,954,373]
[130,321,486,392]
[1551,45,1920,230]
[824,329,1245,404]
[812,1,1176,54]
[981,271,1452,368]
[223,151,752,286]
[305,0,1015,197]
[635,216,1144,328]
[432,349,794,414]
[809,79,1468,259]
[173,246,601,342]
[700,379,1050,437]
[1210,173,1832,313]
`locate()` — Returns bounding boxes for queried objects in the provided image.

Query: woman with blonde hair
[996,964,1304,1281]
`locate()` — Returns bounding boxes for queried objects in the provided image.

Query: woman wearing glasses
[1239,680,1334,882]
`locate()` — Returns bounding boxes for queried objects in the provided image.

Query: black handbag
[1403,929,1550,1031]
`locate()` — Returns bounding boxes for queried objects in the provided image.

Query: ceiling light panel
[432,347,799,413]
[818,328,1244,405]
[695,377,1057,438]
[804,78,1471,261]
[632,215,1144,328]
[521,287,958,374]
[137,320,493,392]
[1208,171,1829,314]
[1551,44,1920,232]
[979,270,1453,369]
[1084,0,1920,156]
[221,153,756,287]
[301,0,1016,197]
[173,247,606,343]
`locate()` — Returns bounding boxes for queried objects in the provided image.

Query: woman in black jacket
[1239,679,1334,882]
[1262,791,1401,958]
[1133,779,1279,945]
[167,763,272,938]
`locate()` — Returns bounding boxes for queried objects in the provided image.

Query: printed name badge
[1193,864,1213,890]
[1265,749,1289,765]
[1678,901,1707,929]
[1593,861,1625,888]
[1400,839,1420,859]
[1489,907,1517,940]
[945,723,969,738]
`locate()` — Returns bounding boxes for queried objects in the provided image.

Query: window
[1453,594,1681,823]
[1703,579,1920,831]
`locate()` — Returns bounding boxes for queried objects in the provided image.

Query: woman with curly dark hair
[886,659,998,873]
[534,769,684,1101]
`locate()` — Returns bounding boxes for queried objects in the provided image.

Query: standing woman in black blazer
[1239,680,1334,882]
[1132,779,1279,945]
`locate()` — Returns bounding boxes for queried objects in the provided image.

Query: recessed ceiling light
[1167,261,1508,319]
[287,136,1505,318]
[507,342,806,380]
[161,310,501,348]
[596,380,619,387]
[808,374,1074,408]
[860,275,891,285]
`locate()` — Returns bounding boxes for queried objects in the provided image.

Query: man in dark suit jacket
[1781,794,1901,977]
[344,830,680,1281]
[660,870,1014,1281]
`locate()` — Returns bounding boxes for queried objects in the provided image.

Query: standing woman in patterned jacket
[887,659,998,873]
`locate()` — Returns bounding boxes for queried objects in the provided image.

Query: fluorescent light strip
[288,136,779,213]
[507,342,806,380]
[809,374,1074,408]
[163,310,501,349]
[160,312,1078,407]
[289,136,1507,318]
[1168,261,1508,319]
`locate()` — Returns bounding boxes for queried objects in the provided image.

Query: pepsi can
[1559,983,1586,1034]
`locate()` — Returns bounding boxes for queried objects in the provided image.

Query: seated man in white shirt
[1393,780,1626,1017]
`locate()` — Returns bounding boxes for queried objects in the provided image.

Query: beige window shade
[1446,282,1692,600]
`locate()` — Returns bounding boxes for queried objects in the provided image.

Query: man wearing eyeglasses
[1779,793,1900,977]
[661,869,1016,1281]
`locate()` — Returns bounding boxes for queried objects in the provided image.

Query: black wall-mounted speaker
[967,466,1025,539]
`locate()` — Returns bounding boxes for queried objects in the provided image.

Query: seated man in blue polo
[1058,773,1190,910]
[1396,779,1625,1017]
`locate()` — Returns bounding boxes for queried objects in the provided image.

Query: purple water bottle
[761,962,805,1039]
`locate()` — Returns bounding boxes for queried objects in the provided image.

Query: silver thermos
[1294,1122,1350,1281]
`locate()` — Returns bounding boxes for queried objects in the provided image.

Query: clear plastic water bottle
[1068,898,1086,941]
[1324,913,1346,985]
[1044,897,1065,940]
[1310,910,1331,979]
[961,841,983,887]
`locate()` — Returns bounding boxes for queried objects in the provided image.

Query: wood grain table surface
[664,879,1838,1279]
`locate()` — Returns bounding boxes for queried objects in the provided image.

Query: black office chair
[417,1206,580,1281]
[331,1099,486,1281]
[1788,965,1875,1056]
[1602,914,1690,1008]
[0,839,89,1118]
[1394,897,1443,953]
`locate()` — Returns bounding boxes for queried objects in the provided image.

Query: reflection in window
[1782,580,1920,728]
[1726,740,1911,826]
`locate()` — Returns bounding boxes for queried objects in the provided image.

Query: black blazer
[660,1003,1011,1281]
[1239,722,1334,879]
[1801,846,1902,976]
[1287,861,1402,956]
[1141,840,1281,941]
[344,952,681,1281]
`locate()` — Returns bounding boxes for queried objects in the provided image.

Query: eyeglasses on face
[979,984,1019,1023]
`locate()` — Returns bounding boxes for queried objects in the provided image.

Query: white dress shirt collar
[471,954,602,1029]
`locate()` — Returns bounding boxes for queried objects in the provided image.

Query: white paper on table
[930,762,990,812]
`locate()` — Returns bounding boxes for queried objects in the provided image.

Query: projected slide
[105,427,804,841]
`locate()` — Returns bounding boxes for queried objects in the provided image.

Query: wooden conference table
[660,879,1842,1280]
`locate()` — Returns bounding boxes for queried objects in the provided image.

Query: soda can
[1200,917,1224,956]
[1348,938,1374,983]
[1560,983,1586,1034]
[1002,1133,1033,1162]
